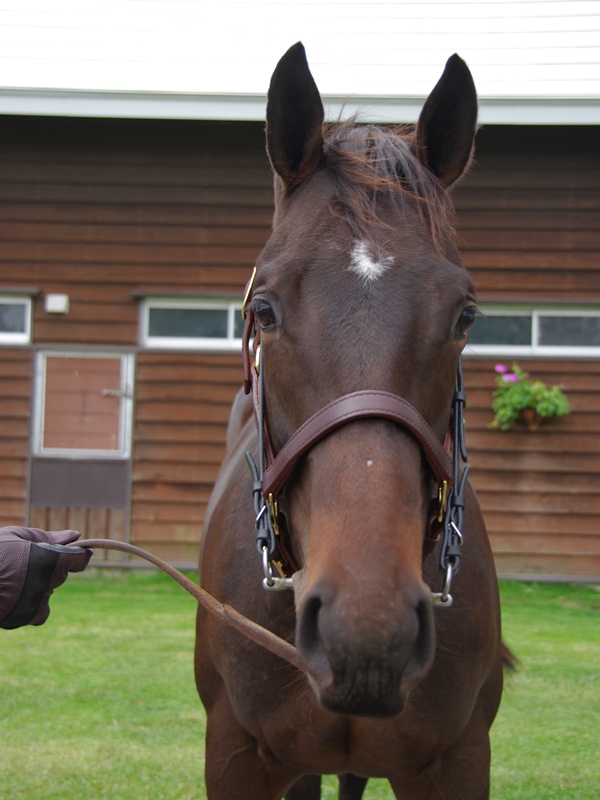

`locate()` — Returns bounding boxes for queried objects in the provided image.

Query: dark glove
[0,527,92,629]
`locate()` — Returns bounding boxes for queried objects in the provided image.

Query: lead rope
[76,538,301,669]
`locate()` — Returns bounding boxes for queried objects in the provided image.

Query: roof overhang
[0,88,597,126]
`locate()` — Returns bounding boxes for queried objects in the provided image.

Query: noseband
[242,281,469,607]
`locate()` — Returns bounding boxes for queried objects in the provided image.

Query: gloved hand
[0,527,92,629]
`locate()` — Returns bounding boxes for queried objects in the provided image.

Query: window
[467,305,600,357]
[0,296,32,345]
[140,298,245,351]
[33,352,135,458]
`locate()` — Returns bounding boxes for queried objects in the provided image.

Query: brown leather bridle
[242,277,469,607]
[71,282,469,674]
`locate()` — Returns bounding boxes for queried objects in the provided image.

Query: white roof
[0,0,598,125]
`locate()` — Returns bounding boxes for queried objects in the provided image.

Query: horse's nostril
[298,594,322,655]
[297,592,335,685]
[404,594,436,683]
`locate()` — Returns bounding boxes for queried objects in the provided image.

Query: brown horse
[195,43,503,800]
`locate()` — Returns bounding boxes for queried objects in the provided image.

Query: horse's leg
[338,774,368,800]
[204,692,299,800]
[285,774,321,799]
[285,773,367,800]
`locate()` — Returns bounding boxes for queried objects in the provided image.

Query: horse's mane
[323,120,455,251]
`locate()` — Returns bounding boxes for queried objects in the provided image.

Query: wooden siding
[463,359,600,578]
[0,116,272,346]
[132,352,241,563]
[0,116,271,561]
[0,348,31,525]
[456,126,600,301]
[0,117,598,576]
[28,506,128,563]
[456,126,600,578]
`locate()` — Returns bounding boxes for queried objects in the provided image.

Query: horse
[195,42,504,800]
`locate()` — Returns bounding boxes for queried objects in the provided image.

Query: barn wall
[456,125,600,579]
[0,116,272,342]
[456,126,599,301]
[0,117,598,576]
[463,359,600,578]
[0,348,32,526]
[0,116,269,561]
[132,352,242,563]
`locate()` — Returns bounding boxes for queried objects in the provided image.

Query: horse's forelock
[322,121,455,251]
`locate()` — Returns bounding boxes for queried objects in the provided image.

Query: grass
[0,572,598,799]
[0,570,204,800]
[490,581,599,800]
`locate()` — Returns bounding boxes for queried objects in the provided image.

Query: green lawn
[0,572,597,799]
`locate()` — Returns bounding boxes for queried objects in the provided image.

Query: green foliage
[490,363,570,431]
[0,573,598,798]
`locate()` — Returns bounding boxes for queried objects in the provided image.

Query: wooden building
[457,125,600,580]
[0,116,271,565]
[0,115,598,579]
[0,1,598,579]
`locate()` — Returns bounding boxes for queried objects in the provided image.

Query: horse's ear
[415,54,477,188]
[266,42,325,191]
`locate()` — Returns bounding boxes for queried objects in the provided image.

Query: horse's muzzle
[296,579,436,718]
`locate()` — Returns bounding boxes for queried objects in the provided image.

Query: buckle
[437,480,448,522]
[268,493,280,536]
[242,266,257,319]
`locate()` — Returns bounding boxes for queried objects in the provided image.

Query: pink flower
[502,373,519,383]
[495,364,508,374]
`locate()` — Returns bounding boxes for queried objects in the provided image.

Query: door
[28,351,135,561]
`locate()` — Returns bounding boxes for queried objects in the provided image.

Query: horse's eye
[456,306,477,337]
[253,299,277,331]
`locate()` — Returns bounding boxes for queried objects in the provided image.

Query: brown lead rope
[77,539,302,671]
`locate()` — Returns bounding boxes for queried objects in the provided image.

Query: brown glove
[0,526,92,629]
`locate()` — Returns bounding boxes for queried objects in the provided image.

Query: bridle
[71,280,470,674]
[242,268,470,607]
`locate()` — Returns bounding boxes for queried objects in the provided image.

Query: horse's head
[249,43,478,717]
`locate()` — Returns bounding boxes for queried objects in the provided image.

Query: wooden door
[28,351,135,561]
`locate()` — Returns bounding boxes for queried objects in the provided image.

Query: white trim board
[0,88,597,125]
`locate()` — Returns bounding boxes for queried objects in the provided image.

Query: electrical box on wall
[44,294,70,314]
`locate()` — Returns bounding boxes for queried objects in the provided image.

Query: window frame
[0,295,32,345]
[32,350,135,459]
[140,296,244,352]
[466,304,600,358]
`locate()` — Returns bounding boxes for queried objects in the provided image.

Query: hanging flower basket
[489,363,570,432]
[518,407,545,432]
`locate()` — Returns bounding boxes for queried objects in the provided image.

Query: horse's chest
[249,693,429,777]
